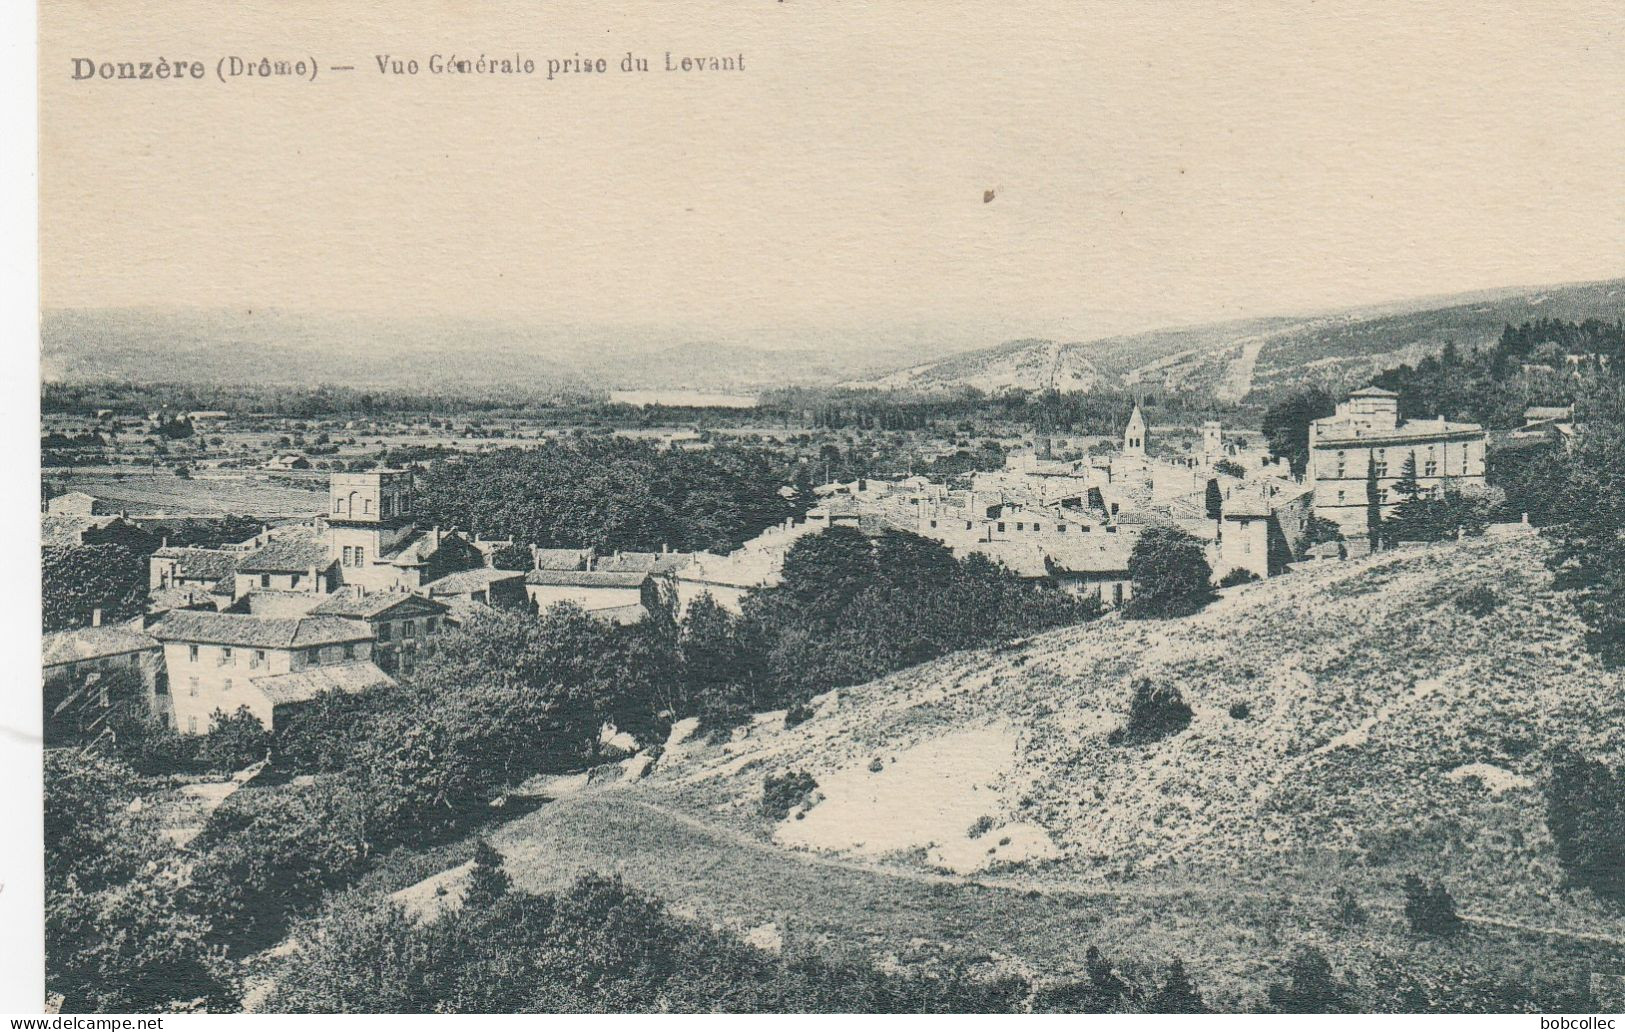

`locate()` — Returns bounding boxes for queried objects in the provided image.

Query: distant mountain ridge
[41,278,1625,399]
[847,278,1625,402]
[38,308,954,394]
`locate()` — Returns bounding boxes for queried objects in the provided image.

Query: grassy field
[466,530,1623,1009]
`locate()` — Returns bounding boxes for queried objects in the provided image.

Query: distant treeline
[1370,319,1623,429]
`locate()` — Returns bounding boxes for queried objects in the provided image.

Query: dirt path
[529,792,1625,950]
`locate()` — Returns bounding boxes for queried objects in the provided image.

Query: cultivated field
[48,469,325,517]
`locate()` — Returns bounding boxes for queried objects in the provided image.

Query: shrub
[967,815,994,839]
[1218,567,1259,588]
[1146,957,1205,1013]
[868,757,884,773]
[1228,701,1250,720]
[761,770,818,821]
[1109,679,1193,746]
[1264,946,1353,1013]
[1453,585,1501,616]
[1124,528,1215,619]
[1402,874,1463,936]
[1544,749,1625,902]
[784,701,814,730]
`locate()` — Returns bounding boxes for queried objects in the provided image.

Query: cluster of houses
[42,387,1496,740]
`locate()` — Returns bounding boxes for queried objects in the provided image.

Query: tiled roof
[149,611,372,649]
[532,548,593,571]
[237,539,333,574]
[524,569,649,588]
[309,591,449,619]
[249,661,395,706]
[232,591,326,618]
[42,624,159,667]
[152,547,243,581]
[595,551,697,574]
[147,586,217,614]
[424,568,525,595]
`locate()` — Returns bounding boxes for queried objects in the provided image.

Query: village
[43,382,1545,743]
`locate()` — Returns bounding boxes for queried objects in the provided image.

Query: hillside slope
[848,278,1625,402]
[647,530,1622,939]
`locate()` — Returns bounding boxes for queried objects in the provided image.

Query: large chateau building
[1306,387,1487,537]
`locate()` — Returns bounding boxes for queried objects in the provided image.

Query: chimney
[91,608,102,627]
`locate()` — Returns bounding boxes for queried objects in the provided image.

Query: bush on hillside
[1108,679,1193,747]
[1218,567,1259,588]
[1544,748,1625,903]
[267,871,1063,1013]
[761,770,818,821]
[1402,875,1463,936]
[1453,585,1501,616]
[1264,946,1354,1013]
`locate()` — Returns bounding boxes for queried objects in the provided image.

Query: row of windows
[341,545,367,567]
[926,518,1111,535]
[333,492,409,517]
[376,616,438,641]
[188,643,271,668]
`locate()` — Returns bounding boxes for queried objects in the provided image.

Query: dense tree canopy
[414,439,798,554]
[41,544,148,632]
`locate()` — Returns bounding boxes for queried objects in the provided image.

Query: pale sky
[39,0,1625,344]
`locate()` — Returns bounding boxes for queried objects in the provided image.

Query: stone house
[148,611,390,734]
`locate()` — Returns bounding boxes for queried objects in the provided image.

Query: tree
[1264,946,1352,1013]
[464,839,512,909]
[1147,958,1205,1013]
[1543,379,1625,667]
[1365,457,1383,551]
[185,778,372,951]
[1124,527,1214,618]
[1262,389,1336,476]
[1204,478,1222,520]
[1402,874,1463,935]
[1544,748,1625,902]
[48,873,235,1012]
[41,544,149,632]
[489,543,532,571]
[1387,454,1432,542]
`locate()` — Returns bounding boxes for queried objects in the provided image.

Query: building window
[996,522,1006,533]
[1337,490,1347,504]
[220,647,233,665]
[403,620,416,638]
[188,715,198,734]
[290,574,301,588]
[1424,460,1438,477]
[188,677,198,696]
[260,574,271,588]
[343,643,356,661]
[188,644,199,663]
[355,546,365,566]
[252,649,266,669]
[363,498,372,514]
[342,546,353,566]
[223,677,232,692]
[333,498,342,513]
[378,622,391,642]
[929,519,938,528]
[1057,525,1067,534]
